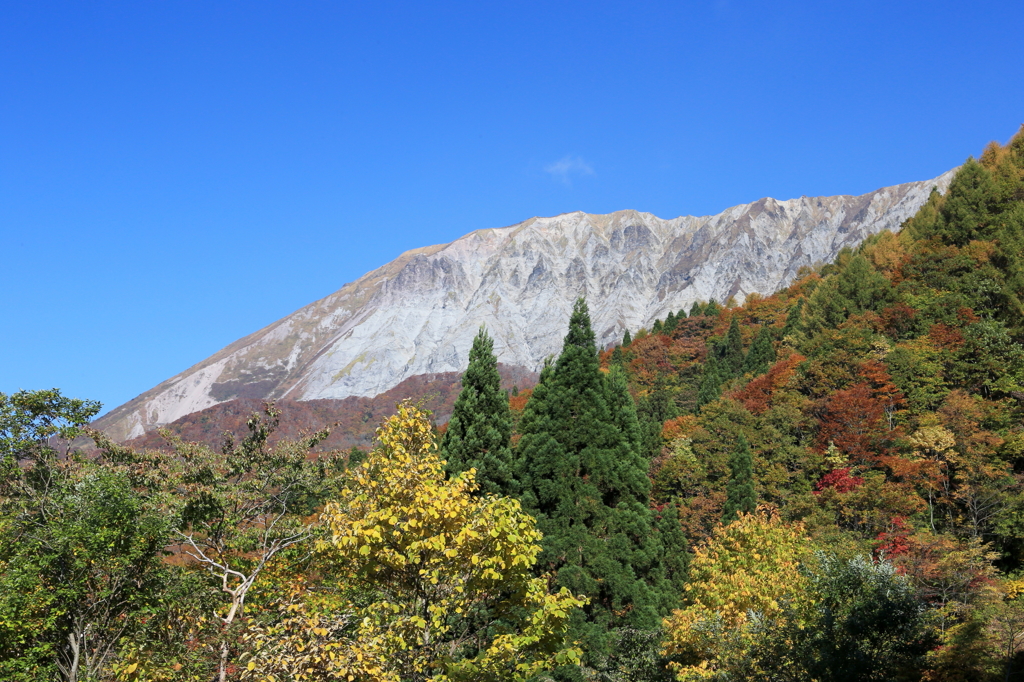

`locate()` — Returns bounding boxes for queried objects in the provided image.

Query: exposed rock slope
[96,170,955,441]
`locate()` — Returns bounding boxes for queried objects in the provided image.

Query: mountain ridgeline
[95,171,954,442]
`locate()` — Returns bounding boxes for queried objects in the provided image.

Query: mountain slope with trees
[4,127,1024,680]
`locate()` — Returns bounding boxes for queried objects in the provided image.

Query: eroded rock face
[95,171,955,441]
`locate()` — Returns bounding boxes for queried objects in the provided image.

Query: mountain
[95,170,956,441]
[120,363,537,453]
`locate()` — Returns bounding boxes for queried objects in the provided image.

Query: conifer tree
[517,298,671,670]
[678,307,688,319]
[440,326,515,496]
[937,157,999,245]
[652,318,664,334]
[743,326,776,375]
[637,383,677,461]
[622,328,632,346]
[722,434,756,523]
[605,364,642,457]
[695,354,722,412]
[781,299,804,339]
[836,253,893,314]
[722,316,745,377]
[689,301,704,317]
[664,311,678,334]
[704,300,722,318]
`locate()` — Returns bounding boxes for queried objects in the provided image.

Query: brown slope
[121,364,538,452]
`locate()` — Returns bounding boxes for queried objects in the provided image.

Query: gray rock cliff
[96,170,955,441]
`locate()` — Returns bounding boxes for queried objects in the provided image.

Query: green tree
[517,298,670,673]
[695,354,723,412]
[0,388,100,496]
[743,325,777,375]
[689,301,704,317]
[664,311,678,334]
[440,326,516,496]
[623,328,633,346]
[937,157,999,246]
[722,434,756,523]
[722,316,745,377]
[753,554,932,682]
[0,389,172,682]
[637,383,678,461]
[781,298,804,339]
[0,468,171,682]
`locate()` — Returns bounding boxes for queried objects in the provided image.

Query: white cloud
[544,155,595,186]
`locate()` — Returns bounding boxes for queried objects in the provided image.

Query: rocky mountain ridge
[95,170,956,442]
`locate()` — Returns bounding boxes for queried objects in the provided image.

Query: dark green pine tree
[605,364,643,458]
[721,316,745,377]
[704,300,722,318]
[722,434,756,523]
[937,157,999,246]
[677,307,688,319]
[636,382,677,461]
[695,353,723,413]
[440,326,516,496]
[664,311,678,334]
[651,318,664,335]
[622,328,632,346]
[689,301,704,317]
[835,253,894,315]
[781,299,804,338]
[742,325,776,375]
[517,298,670,671]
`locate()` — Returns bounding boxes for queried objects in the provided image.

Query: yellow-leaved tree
[661,506,811,681]
[241,401,585,682]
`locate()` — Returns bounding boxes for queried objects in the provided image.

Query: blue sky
[2,1,1023,415]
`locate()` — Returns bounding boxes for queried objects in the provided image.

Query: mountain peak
[95,170,956,442]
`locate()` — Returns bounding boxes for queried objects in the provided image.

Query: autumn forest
[4,126,1024,681]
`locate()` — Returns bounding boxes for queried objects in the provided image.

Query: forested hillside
[2,127,1023,681]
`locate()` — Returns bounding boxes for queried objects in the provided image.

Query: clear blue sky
[2,1,1023,415]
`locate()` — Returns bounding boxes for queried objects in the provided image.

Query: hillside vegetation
[2,126,1023,681]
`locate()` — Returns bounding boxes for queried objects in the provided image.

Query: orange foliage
[662,415,699,441]
[729,352,805,415]
[509,388,532,414]
[928,323,966,350]
[815,382,893,465]
[879,302,917,338]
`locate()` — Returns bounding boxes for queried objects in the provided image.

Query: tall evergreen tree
[743,325,776,375]
[704,300,723,318]
[677,307,688,320]
[652,318,664,335]
[695,354,722,412]
[605,364,643,457]
[517,299,672,672]
[637,382,677,461]
[937,157,999,245]
[722,316,745,377]
[440,326,515,496]
[781,299,804,338]
[689,301,704,317]
[622,328,632,346]
[664,311,678,334]
[722,434,756,523]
